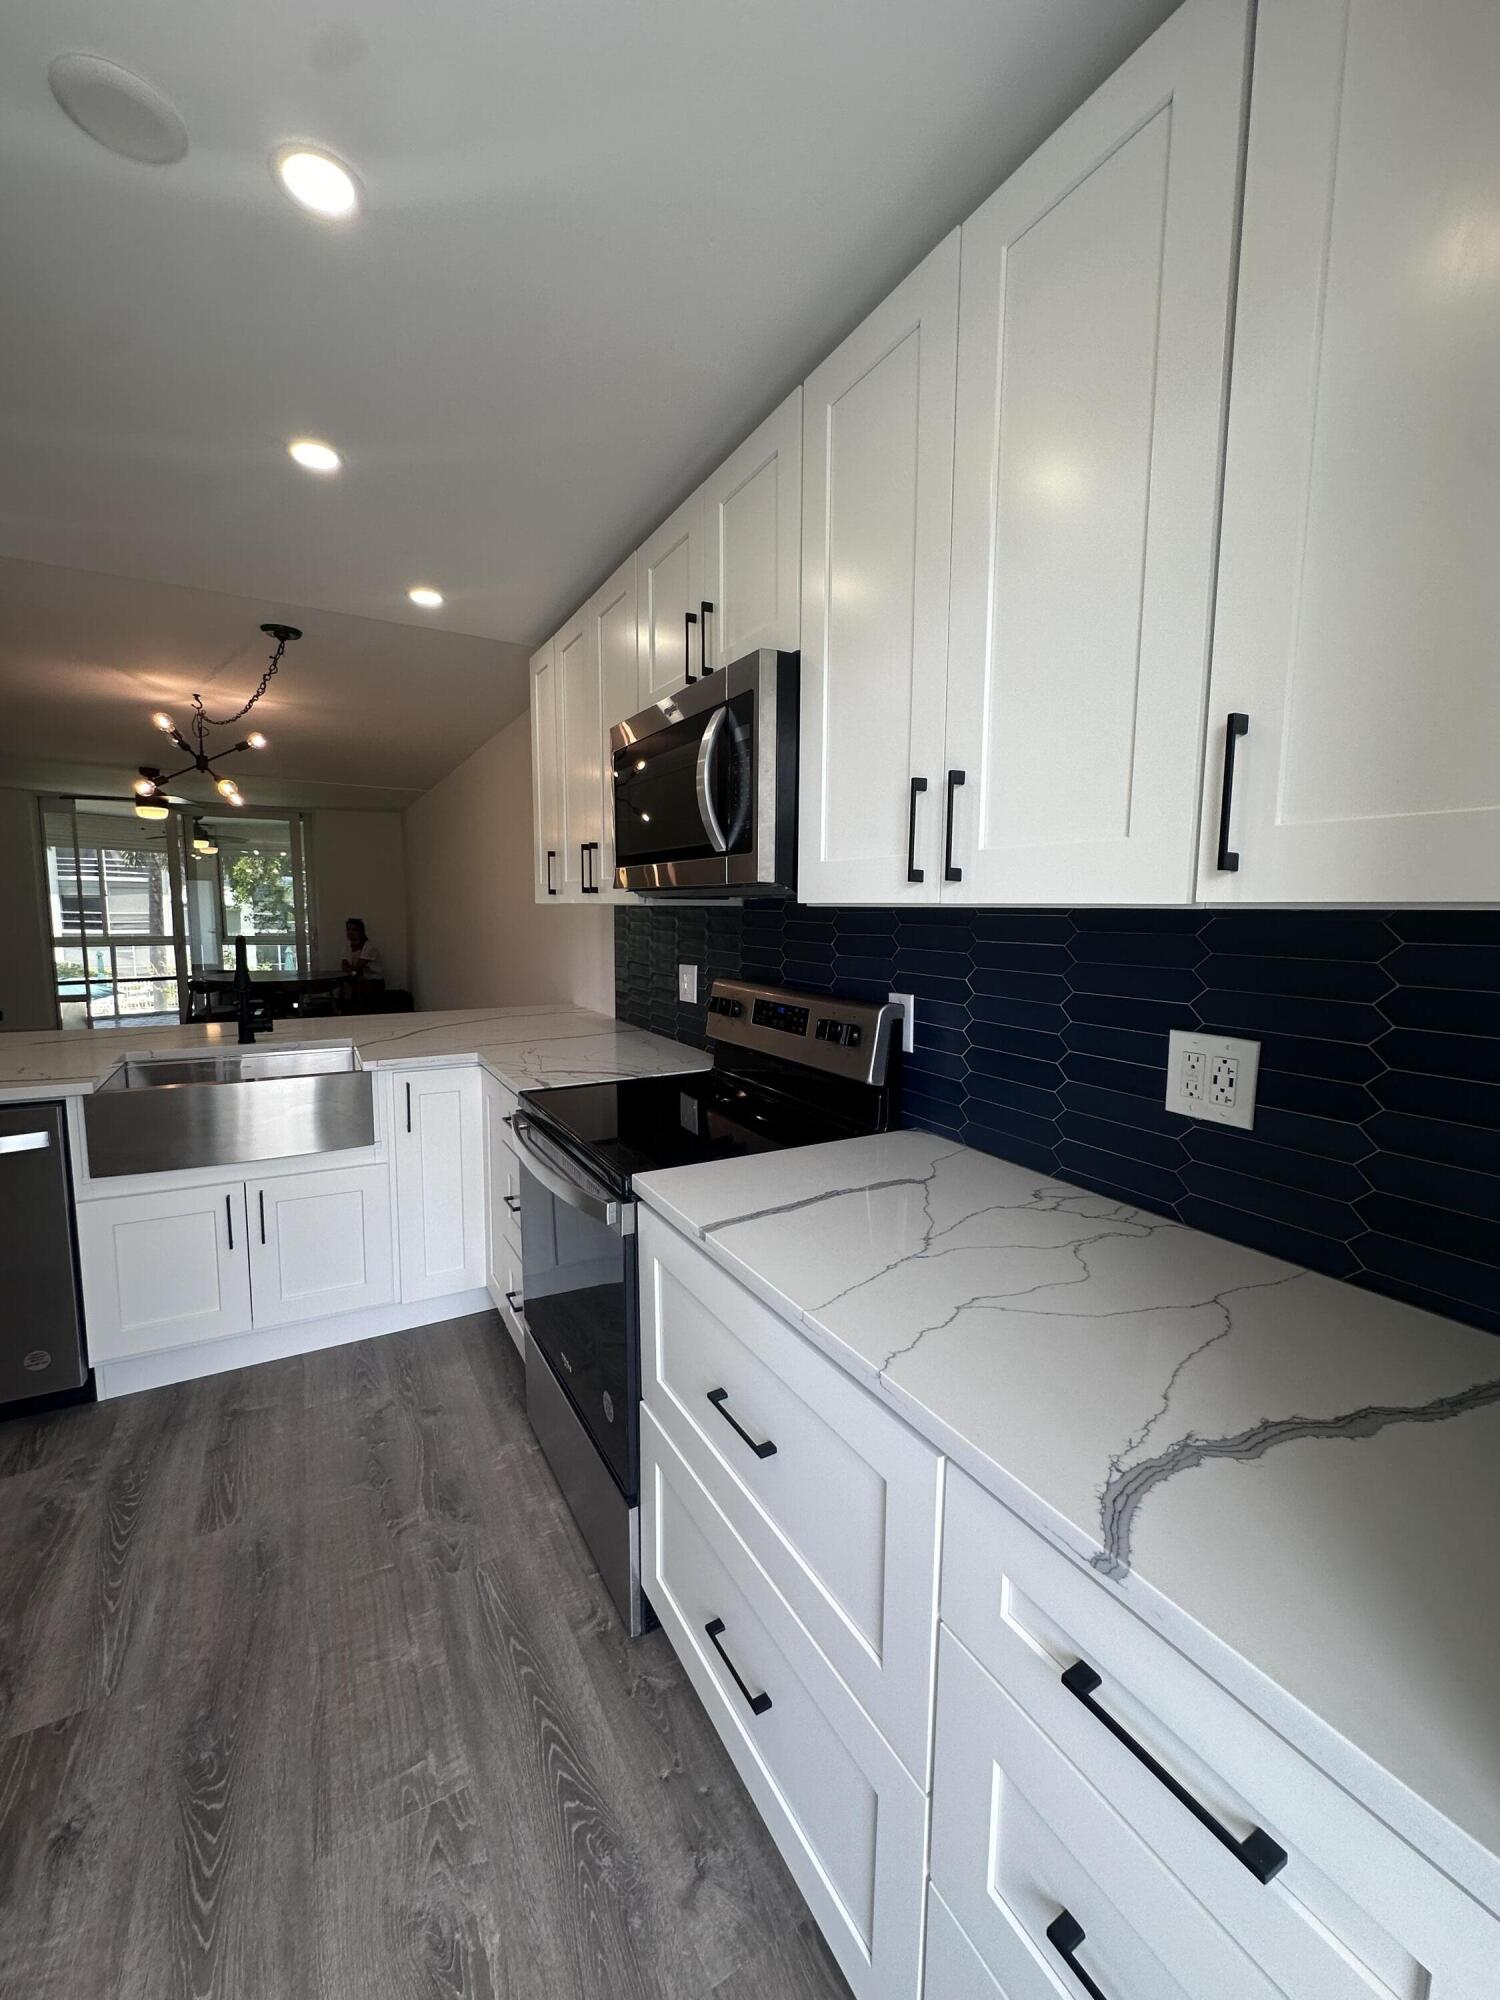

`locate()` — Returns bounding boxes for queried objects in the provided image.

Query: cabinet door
[555,608,602,901]
[394,1067,485,1301]
[77,1182,251,1361]
[1200,0,1500,902]
[700,388,802,672]
[945,0,1250,905]
[591,555,638,902]
[530,637,561,904]
[246,1165,394,1328]
[799,232,960,905]
[637,489,705,706]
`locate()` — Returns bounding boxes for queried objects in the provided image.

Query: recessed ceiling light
[408,586,444,609]
[273,145,361,220]
[288,437,341,473]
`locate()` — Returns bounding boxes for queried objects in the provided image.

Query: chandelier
[133,622,300,818]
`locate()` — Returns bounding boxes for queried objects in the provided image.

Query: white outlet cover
[677,963,698,1004]
[1166,1028,1259,1129]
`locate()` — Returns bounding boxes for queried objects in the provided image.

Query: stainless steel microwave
[609,649,797,894]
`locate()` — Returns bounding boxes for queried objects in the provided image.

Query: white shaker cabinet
[700,388,802,672]
[555,608,605,902]
[590,554,639,900]
[798,232,960,905]
[637,490,706,706]
[245,1164,394,1328]
[943,0,1251,905]
[393,1066,485,1301]
[77,1181,252,1361]
[1200,0,1500,903]
[530,637,562,904]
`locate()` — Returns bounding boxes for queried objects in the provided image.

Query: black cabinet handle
[706,1386,777,1459]
[504,1288,524,1313]
[1062,1660,1287,1883]
[258,1188,266,1245]
[1045,1912,1109,2000]
[700,600,714,678]
[405,1081,412,1134]
[906,776,928,883]
[943,768,965,882]
[582,841,600,893]
[503,1193,521,1214]
[704,1617,772,1715]
[546,848,557,896]
[1216,712,1249,872]
[683,609,698,684]
[225,1194,234,1251]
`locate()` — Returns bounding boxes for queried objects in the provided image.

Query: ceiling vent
[48,54,188,166]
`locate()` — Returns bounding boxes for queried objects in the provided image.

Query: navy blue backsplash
[615,903,1500,1338]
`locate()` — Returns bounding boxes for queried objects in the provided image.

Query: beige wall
[403,713,613,1014]
[0,788,55,1030]
[310,809,408,988]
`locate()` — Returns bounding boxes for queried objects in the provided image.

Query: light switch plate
[677,963,698,1004]
[1165,1028,1259,1129]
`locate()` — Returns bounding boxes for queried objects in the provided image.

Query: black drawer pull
[1062,1660,1287,1884]
[706,1386,777,1459]
[683,609,698,684]
[943,768,965,882]
[504,1288,524,1314]
[704,1617,772,1715]
[1216,711,1249,872]
[503,1194,521,1214]
[906,775,927,883]
[1045,1911,1108,2000]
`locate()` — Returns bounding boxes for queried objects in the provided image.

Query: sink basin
[83,1042,374,1178]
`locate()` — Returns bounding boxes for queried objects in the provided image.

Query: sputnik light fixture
[135,622,299,812]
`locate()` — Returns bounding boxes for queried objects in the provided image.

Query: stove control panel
[705,978,898,1086]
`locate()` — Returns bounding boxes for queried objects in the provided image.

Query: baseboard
[92,1287,494,1400]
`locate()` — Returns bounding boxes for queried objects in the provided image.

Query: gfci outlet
[677,963,698,1004]
[1166,1029,1260,1130]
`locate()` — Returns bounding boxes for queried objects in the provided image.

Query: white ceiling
[0,556,529,809]
[0,0,1178,651]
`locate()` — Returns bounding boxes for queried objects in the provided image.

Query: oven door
[513,1112,639,1500]
[610,673,750,891]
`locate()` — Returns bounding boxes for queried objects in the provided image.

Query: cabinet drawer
[933,1628,1281,2000]
[942,1466,1495,1999]
[640,1210,940,1779]
[924,1889,1002,1999]
[642,1409,925,2000]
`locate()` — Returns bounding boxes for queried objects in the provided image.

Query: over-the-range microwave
[609,649,797,895]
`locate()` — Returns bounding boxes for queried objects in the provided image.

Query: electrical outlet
[1166,1029,1259,1129]
[677,963,698,1004]
[888,991,916,1054]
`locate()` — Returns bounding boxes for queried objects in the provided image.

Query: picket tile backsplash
[616,903,1500,1336]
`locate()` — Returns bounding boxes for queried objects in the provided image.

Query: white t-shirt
[347,938,383,979]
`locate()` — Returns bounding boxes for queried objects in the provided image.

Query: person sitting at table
[335,916,385,1012]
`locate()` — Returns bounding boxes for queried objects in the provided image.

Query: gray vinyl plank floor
[0,1313,852,2000]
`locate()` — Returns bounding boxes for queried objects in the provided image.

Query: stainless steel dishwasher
[0,1102,87,1403]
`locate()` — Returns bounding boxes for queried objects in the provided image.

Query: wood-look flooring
[0,1313,852,2000]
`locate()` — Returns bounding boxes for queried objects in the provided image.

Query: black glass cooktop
[520,1063,885,1194]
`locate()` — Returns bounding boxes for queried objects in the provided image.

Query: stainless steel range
[511,978,902,1635]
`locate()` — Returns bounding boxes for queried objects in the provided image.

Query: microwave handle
[695,706,729,853]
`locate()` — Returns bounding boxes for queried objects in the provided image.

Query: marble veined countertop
[0,1004,710,1103]
[634,1130,1500,1901]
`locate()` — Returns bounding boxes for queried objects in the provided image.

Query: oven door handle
[695,706,729,854]
[511,1114,635,1235]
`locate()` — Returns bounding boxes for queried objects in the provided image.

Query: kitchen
[2,1,1498,1995]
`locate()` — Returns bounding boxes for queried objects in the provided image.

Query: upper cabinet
[591,554,639,899]
[530,637,561,903]
[1199,0,1500,903]
[555,608,604,900]
[700,388,802,672]
[637,491,706,706]
[942,0,1251,905]
[798,233,961,905]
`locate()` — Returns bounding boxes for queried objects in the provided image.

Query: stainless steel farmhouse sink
[83,1043,374,1178]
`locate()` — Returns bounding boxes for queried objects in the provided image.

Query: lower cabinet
[393,1066,485,1301]
[78,1181,252,1362]
[246,1165,394,1328]
[642,1408,926,2000]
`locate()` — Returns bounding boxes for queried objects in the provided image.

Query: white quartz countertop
[634,1130,1500,1898]
[0,1004,710,1103]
